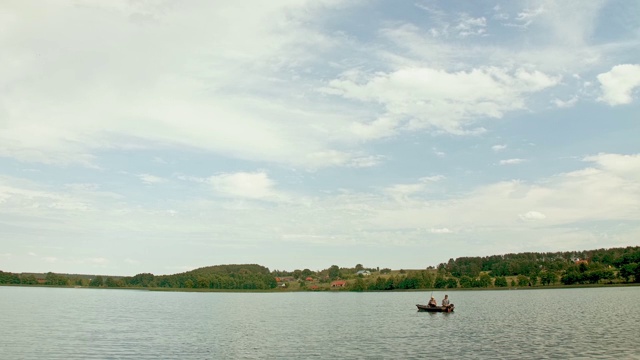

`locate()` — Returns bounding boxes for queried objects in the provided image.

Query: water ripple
[1,287,639,359]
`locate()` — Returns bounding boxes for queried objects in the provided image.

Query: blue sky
[1,0,639,276]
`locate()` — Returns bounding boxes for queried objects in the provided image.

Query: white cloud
[385,175,444,202]
[504,6,545,28]
[138,174,167,185]
[420,175,446,182]
[326,67,560,135]
[519,211,547,221]
[208,171,277,200]
[492,144,507,152]
[455,15,487,37]
[552,95,579,108]
[597,64,640,105]
[430,227,453,234]
[1,153,639,272]
[500,158,526,165]
[368,152,640,235]
[0,1,367,169]
[584,153,640,176]
[348,155,386,168]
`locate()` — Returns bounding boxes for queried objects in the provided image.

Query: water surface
[1,286,638,359]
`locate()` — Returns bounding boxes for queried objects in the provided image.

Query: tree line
[1,246,639,290]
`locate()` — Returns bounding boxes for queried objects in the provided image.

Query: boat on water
[416,304,454,312]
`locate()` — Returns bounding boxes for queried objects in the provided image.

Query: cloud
[584,153,640,176]
[519,211,547,221]
[500,158,527,165]
[138,174,167,185]
[434,149,446,157]
[597,64,640,105]
[0,180,92,213]
[385,175,444,202]
[208,171,277,200]
[455,15,487,37]
[420,175,446,182]
[348,155,386,168]
[552,95,579,108]
[1,153,639,272]
[0,1,368,169]
[492,144,507,152]
[368,152,640,235]
[326,67,560,135]
[430,228,453,234]
[503,6,546,28]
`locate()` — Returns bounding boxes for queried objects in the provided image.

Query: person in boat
[441,294,450,307]
[427,296,437,307]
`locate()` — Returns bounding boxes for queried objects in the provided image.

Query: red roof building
[331,280,347,287]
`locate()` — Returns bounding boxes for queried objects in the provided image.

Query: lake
[1,286,639,359]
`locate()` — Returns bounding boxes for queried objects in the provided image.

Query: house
[305,277,314,282]
[356,270,370,276]
[573,258,589,265]
[331,280,347,287]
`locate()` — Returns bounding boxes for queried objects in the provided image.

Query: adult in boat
[442,295,450,306]
[428,296,437,307]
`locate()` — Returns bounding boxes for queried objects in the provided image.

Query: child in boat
[442,295,450,306]
[428,296,437,307]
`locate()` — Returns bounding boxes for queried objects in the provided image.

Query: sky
[1,0,639,276]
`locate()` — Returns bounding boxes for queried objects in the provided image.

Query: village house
[330,280,347,287]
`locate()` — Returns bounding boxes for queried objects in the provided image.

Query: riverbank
[3,282,638,293]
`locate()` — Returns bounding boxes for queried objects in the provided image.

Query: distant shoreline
[3,282,638,293]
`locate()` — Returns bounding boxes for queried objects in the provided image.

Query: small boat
[416,304,454,312]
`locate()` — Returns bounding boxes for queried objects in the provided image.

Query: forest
[1,246,639,290]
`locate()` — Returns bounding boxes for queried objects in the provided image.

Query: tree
[20,274,38,285]
[89,276,104,287]
[105,277,121,287]
[433,276,447,288]
[301,269,313,277]
[328,265,341,280]
[128,273,155,287]
[351,277,366,291]
[355,264,364,271]
[45,272,69,286]
[517,275,529,287]
[619,263,636,282]
[459,276,473,288]
[494,276,508,287]
[476,274,493,287]
[540,271,557,285]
